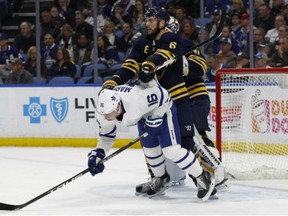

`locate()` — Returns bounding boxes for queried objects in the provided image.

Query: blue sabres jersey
[114,31,190,105]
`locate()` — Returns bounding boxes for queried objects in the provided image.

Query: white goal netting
[215,68,288,180]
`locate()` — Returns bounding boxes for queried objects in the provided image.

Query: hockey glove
[87,148,106,176]
[144,116,163,137]
[138,61,156,83]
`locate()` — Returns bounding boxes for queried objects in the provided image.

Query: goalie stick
[0,132,148,211]
[152,6,227,73]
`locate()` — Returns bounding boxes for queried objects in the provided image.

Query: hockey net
[215,68,288,180]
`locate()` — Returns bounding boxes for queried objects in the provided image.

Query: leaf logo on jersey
[50,97,69,123]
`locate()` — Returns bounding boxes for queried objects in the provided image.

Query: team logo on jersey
[50,97,68,123]
[23,97,47,123]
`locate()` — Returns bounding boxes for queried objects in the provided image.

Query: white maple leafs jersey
[96,80,172,154]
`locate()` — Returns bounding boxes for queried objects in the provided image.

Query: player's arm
[87,117,117,176]
[181,38,207,78]
[102,38,142,89]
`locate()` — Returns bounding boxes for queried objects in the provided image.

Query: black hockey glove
[87,148,105,176]
[138,61,156,83]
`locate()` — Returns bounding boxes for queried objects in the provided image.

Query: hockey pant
[138,103,202,179]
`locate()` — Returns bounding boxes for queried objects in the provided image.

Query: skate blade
[215,178,230,192]
[201,179,215,202]
[171,179,186,186]
[147,182,173,199]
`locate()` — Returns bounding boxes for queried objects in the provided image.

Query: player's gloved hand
[138,61,156,83]
[144,116,163,137]
[87,149,106,176]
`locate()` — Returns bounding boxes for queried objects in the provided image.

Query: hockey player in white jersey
[87,79,215,201]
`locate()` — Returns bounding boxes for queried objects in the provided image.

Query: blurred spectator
[47,47,76,81]
[218,37,237,68]
[235,52,250,68]
[0,33,19,83]
[235,12,252,53]
[56,23,77,59]
[244,27,266,57]
[115,22,134,54]
[68,0,90,11]
[82,8,93,25]
[204,0,231,17]
[23,46,48,78]
[273,25,288,52]
[265,14,286,44]
[5,58,33,84]
[270,36,288,67]
[254,4,275,33]
[97,0,112,20]
[50,5,67,28]
[132,0,146,34]
[181,19,199,44]
[73,32,94,74]
[228,0,247,17]
[103,20,117,46]
[205,9,222,39]
[175,7,189,36]
[74,10,94,41]
[254,51,271,68]
[230,12,242,35]
[40,9,61,43]
[215,24,241,54]
[165,0,194,18]
[111,0,135,18]
[97,34,120,77]
[13,22,36,54]
[110,2,133,30]
[40,33,60,69]
[56,0,76,28]
[253,0,265,20]
[204,54,230,83]
[201,28,215,57]
[256,40,271,56]
[270,0,285,16]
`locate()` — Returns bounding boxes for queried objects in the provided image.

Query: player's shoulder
[160,31,182,43]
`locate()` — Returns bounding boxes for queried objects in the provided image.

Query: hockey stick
[153,6,226,73]
[0,132,148,211]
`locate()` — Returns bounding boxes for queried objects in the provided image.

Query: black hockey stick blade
[153,6,227,73]
[0,132,148,211]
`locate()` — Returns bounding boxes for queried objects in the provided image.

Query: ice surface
[0,147,288,215]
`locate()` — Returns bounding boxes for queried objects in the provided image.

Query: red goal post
[215,68,288,179]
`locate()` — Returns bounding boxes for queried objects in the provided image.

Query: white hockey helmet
[97,89,121,115]
[166,16,179,34]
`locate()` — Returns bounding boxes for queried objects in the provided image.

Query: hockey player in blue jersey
[166,16,228,190]
[102,7,200,191]
[87,79,215,201]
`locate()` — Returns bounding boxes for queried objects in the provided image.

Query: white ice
[0,147,288,215]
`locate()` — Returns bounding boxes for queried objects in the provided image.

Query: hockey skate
[135,173,172,198]
[214,166,229,191]
[196,170,215,201]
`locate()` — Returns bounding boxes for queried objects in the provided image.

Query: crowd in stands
[1,0,288,84]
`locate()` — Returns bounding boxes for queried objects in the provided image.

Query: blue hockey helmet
[144,7,170,22]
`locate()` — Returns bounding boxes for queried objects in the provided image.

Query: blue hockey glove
[144,116,163,137]
[87,149,106,176]
[138,61,155,83]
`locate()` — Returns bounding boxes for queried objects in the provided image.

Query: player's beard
[146,25,161,40]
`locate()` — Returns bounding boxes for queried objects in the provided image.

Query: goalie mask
[97,89,121,115]
[166,16,179,34]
